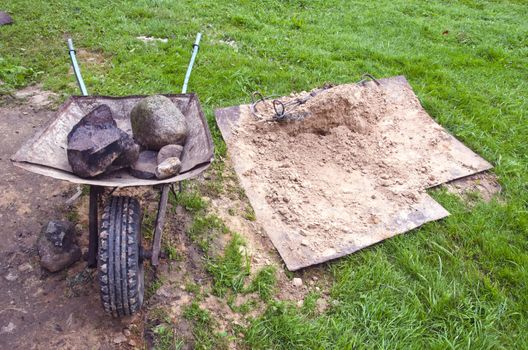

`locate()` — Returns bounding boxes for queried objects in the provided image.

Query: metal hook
[251,91,265,104]
[359,73,381,86]
[272,99,286,120]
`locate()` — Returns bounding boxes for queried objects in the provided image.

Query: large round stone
[130,95,188,150]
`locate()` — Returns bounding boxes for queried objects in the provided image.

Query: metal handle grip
[67,38,88,96]
[182,32,202,94]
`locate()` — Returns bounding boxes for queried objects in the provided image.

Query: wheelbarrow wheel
[98,196,144,317]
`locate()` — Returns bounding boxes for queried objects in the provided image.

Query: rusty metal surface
[11,94,214,187]
[215,76,493,271]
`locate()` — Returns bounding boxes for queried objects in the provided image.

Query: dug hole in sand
[215,76,492,271]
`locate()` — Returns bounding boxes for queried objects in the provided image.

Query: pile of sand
[221,78,491,270]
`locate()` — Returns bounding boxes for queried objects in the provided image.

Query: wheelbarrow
[11,34,214,317]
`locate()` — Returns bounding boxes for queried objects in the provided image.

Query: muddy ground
[0,88,320,349]
[0,88,134,349]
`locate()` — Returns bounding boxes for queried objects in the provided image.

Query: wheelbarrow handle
[153,33,202,266]
[181,32,202,94]
[67,38,88,96]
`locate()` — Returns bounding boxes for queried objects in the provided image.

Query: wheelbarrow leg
[150,32,200,265]
[87,185,102,268]
[151,184,170,266]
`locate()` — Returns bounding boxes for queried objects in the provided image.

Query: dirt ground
[0,88,133,350]
[0,87,319,350]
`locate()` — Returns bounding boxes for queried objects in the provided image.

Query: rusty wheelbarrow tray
[11,34,213,317]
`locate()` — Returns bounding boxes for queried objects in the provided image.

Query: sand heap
[218,77,491,270]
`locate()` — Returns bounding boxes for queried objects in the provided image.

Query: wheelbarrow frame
[68,35,203,269]
[53,34,207,316]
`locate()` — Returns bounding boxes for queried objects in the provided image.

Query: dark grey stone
[130,150,158,179]
[157,144,183,164]
[130,95,188,150]
[155,157,181,179]
[67,104,139,178]
[0,11,13,26]
[38,221,81,273]
[107,135,140,172]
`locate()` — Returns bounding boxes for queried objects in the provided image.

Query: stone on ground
[130,95,188,150]
[292,277,303,287]
[67,104,139,178]
[38,220,81,272]
[113,334,127,344]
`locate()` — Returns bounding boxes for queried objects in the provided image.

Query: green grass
[145,275,164,299]
[147,307,184,350]
[247,266,277,302]
[169,185,207,213]
[183,301,229,350]
[187,213,228,253]
[1,0,527,348]
[152,324,184,350]
[242,204,256,222]
[206,233,250,297]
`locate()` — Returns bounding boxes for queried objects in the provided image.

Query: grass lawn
[1,0,527,349]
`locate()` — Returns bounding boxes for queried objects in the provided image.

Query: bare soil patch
[0,89,132,350]
[444,171,501,203]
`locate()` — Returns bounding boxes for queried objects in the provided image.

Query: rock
[130,150,158,179]
[155,157,181,179]
[128,339,137,347]
[5,270,18,281]
[155,285,173,298]
[316,298,328,313]
[0,11,13,26]
[38,221,81,272]
[17,263,33,273]
[123,329,131,337]
[130,95,188,150]
[1,322,16,334]
[43,220,74,247]
[157,144,183,164]
[300,239,309,246]
[108,135,140,172]
[113,334,127,344]
[292,277,303,287]
[67,104,139,178]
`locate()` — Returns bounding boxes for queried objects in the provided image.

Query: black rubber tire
[98,196,144,317]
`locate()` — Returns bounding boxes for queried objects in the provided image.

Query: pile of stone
[67,95,188,180]
[129,95,187,179]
